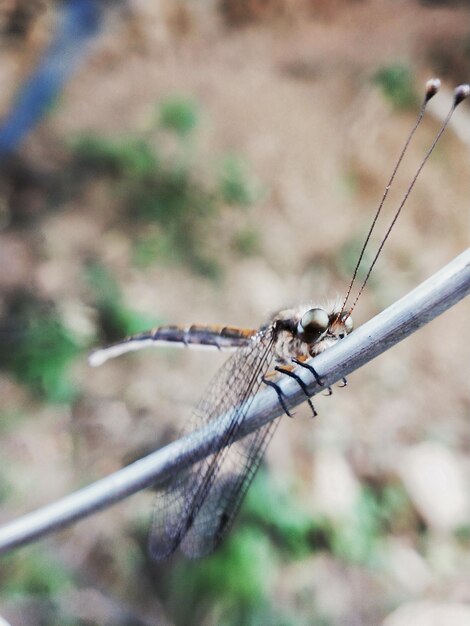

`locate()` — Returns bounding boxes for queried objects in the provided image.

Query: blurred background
[0,1,470,625]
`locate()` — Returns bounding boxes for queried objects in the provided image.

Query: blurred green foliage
[72,96,260,279]
[335,235,375,286]
[0,550,84,626]
[327,488,382,566]
[158,95,199,137]
[168,528,278,626]
[0,294,81,402]
[373,64,418,110]
[0,549,73,598]
[218,155,260,207]
[232,226,261,256]
[0,410,25,435]
[86,262,156,343]
[151,470,324,625]
[328,483,413,566]
[146,469,416,626]
[73,135,157,179]
[337,169,360,199]
[0,263,154,401]
[242,469,315,559]
[0,469,12,504]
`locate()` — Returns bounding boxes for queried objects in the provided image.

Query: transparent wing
[148,327,278,559]
[180,419,279,557]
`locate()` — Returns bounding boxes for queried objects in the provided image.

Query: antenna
[340,78,441,316]
[345,82,470,318]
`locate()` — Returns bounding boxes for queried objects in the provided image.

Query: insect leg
[262,378,293,418]
[291,358,344,394]
[275,366,317,417]
[292,357,324,386]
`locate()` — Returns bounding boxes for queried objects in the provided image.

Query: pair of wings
[148,325,281,558]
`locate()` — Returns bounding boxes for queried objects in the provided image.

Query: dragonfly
[89,79,469,559]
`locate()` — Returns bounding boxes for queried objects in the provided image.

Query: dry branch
[0,247,469,555]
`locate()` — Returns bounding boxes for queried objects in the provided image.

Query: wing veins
[149,326,276,558]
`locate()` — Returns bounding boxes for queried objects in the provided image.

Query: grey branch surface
[0,248,469,556]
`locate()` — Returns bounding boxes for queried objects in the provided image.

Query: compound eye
[301,308,329,332]
[342,315,354,334]
[298,308,329,342]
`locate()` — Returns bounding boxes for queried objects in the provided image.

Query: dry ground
[1,1,470,625]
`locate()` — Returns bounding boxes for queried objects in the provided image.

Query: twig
[0,248,469,555]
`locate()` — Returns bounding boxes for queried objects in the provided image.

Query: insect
[89,79,469,558]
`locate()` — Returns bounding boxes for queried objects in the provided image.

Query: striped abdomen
[89,325,257,367]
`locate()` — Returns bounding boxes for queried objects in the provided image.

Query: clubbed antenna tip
[454,84,470,107]
[342,77,468,317]
[339,76,443,316]
[425,78,441,102]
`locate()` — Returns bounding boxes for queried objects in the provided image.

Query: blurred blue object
[0,0,103,156]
